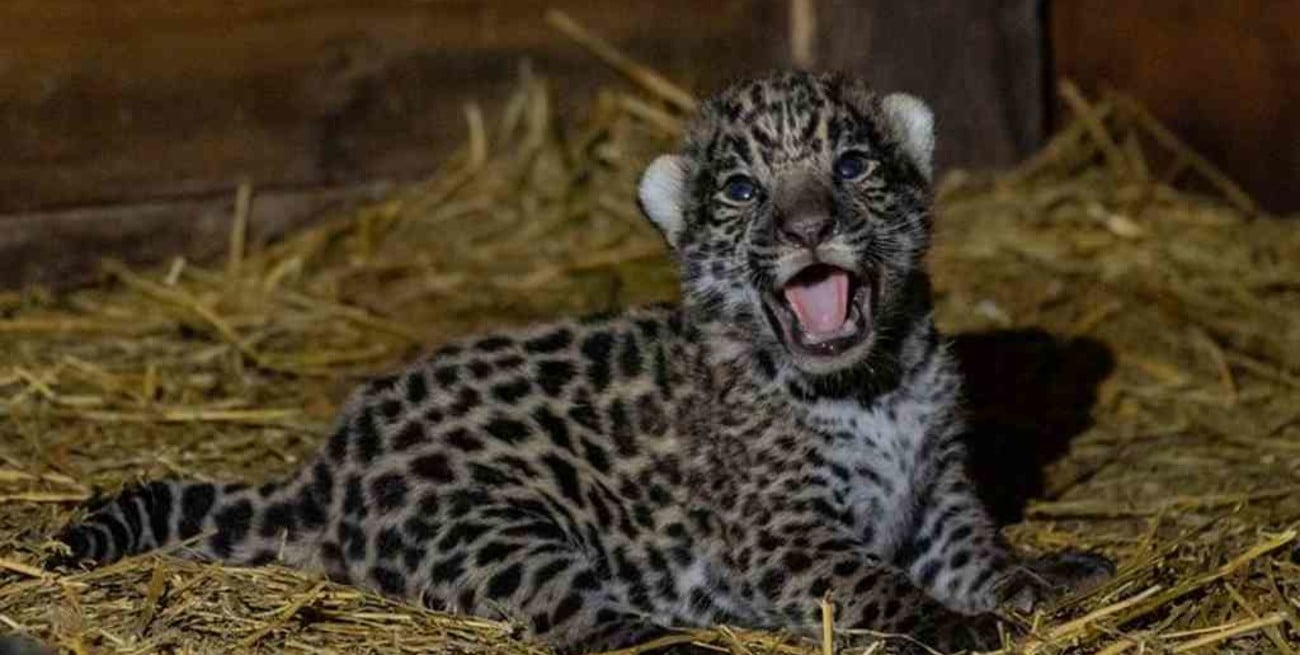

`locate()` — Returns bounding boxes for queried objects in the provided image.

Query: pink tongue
[783,270,849,336]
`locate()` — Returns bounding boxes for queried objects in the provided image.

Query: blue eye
[834,152,873,180]
[722,175,758,203]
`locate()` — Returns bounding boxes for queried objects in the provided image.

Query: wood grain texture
[817,0,1047,172]
[0,183,392,290]
[1052,0,1299,213]
[0,1,1057,289]
[0,0,787,214]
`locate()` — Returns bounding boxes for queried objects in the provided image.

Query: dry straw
[1,11,1297,654]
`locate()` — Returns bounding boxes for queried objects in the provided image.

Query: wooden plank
[0,1,1058,289]
[816,0,1047,172]
[0,0,787,214]
[1052,0,1300,213]
[0,183,392,290]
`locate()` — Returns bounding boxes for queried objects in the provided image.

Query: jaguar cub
[55,72,1110,652]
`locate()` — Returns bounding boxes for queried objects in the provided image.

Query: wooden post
[816,0,1047,172]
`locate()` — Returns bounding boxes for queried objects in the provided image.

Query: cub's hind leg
[751,546,1000,653]
[417,536,667,653]
[323,489,666,653]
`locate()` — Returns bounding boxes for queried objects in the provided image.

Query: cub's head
[639,72,936,383]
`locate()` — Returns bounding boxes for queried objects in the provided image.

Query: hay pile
[1,15,1297,655]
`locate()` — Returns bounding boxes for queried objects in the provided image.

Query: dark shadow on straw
[955,329,1116,524]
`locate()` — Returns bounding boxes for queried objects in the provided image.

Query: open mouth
[764,263,874,360]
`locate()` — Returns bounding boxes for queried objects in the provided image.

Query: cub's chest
[806,396,943,554]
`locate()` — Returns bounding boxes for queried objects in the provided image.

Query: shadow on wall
[952,329,1116,525]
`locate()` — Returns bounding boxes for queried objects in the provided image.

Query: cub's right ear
[880,93,935,182]
[638,155,688,248]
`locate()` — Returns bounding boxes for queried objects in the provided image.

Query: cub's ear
[638,154,688,248]
[880,93,935,181]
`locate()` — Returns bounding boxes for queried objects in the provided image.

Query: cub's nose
[777,213,835,248]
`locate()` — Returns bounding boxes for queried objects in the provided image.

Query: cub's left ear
[881,93,935,181]
[638,154,688,248]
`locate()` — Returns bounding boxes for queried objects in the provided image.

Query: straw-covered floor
[1,16,1298,655]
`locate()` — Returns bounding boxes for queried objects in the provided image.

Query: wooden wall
[3,1,1296,291]
[0,0,1044,293]
[0,0,1048,290]
[0,1,789,214]
[819,0,1047,174]
[0,1,781,288]
[1053,0,1299,214]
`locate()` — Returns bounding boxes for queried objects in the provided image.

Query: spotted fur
[54,72,1109,653]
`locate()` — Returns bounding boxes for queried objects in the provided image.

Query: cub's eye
[721,175,759,203]
[833,152,875,181]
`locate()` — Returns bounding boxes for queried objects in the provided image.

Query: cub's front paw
[996,550,1114,613]
[1029,549,1115,592]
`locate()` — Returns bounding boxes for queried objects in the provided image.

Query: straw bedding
[0,18,1296,655]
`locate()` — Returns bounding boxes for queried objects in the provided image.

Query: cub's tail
[54,462,332,568]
